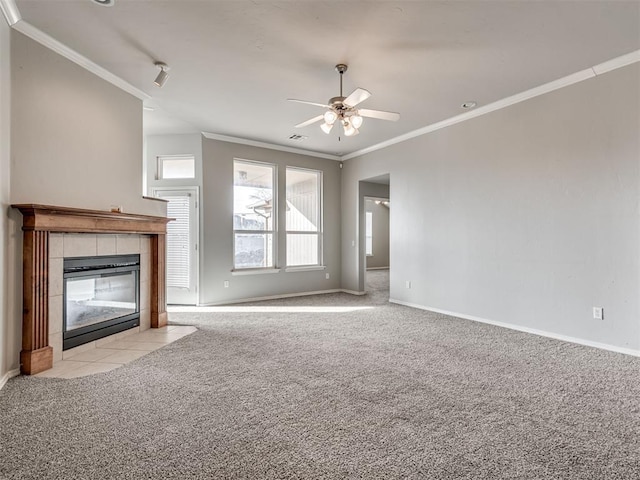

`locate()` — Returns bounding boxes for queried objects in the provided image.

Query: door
[152,187,199,305]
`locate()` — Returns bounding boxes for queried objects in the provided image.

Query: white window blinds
[165,194,191,289]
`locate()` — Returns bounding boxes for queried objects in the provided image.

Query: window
[165,193,191,289]
[365,211,373,256]
[157,155,195,179]
[233,160,275,269]
[286,167,322,267]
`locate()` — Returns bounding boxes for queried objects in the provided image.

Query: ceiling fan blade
[288,99,330,108]
[295,115,324,128]
[358,108,400,122]
[343,88,371,108]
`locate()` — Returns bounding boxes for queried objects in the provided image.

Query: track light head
[154,62,169,87]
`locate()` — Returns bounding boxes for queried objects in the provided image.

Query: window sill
[284,265,327,273]
[231,268,281,276]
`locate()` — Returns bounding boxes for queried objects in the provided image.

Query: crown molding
[0,0,20,26]
[342,49,640,161]
[342,69,595,160]
[202,132,342,161]
[592,49,640,75]
[13,21,150,100]
[1,0,150,101]
[3,0,638,159]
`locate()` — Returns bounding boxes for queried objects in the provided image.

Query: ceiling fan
[288,64,400,137]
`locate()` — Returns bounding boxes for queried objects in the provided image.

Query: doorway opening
[364,196,389,300]
[359,174,390,302]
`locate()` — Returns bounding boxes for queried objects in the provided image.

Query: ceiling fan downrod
[335,64,348,98]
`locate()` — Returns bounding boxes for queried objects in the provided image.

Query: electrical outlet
[593,307,603,320]
[325,273,330,280]
[351,240,355,247]
[224,280,229,288]
[405,280,411,289]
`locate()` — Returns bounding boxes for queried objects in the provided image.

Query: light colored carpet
[1,270,639,479]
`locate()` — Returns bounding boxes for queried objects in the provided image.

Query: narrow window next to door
[165,195,191,289]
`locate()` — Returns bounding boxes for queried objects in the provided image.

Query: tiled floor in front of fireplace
[35,325,197,379]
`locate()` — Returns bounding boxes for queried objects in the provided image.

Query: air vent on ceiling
[288,134,308,142]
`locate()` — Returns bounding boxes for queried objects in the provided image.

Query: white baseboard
[389,299,640,358]
[0,368,20,390]
[171,288,370,309]
[366,266,389,271]
[192,289,344,307]
[341,289,366,296]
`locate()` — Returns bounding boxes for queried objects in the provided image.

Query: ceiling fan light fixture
[324,110,338,125]
[288,63,400,137]
[320,122,333,134]
[351,113,363,129]
[343,122,357,137]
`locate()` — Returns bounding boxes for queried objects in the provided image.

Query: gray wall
[365,198,390,269]
[0,15,11,382]
[342,63,640,352]
[201,138,342,304]
[1,31,165,379]
[10,32,162,216]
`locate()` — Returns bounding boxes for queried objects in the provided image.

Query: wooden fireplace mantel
[13,204,171,234]
[12,204,172,375]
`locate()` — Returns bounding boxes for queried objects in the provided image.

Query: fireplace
[13,204,170,375]
[63,254,140,350]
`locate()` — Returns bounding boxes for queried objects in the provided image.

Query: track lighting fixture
[154,62,169,87]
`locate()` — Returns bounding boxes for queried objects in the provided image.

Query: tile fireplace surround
[12,205,171,375]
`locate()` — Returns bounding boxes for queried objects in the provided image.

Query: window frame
[285,166,323,268]
[232,158,278,271]
[156,154,196,180]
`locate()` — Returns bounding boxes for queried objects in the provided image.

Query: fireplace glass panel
[65,271,137,332]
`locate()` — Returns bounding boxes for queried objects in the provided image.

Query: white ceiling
[12,0,640,157]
